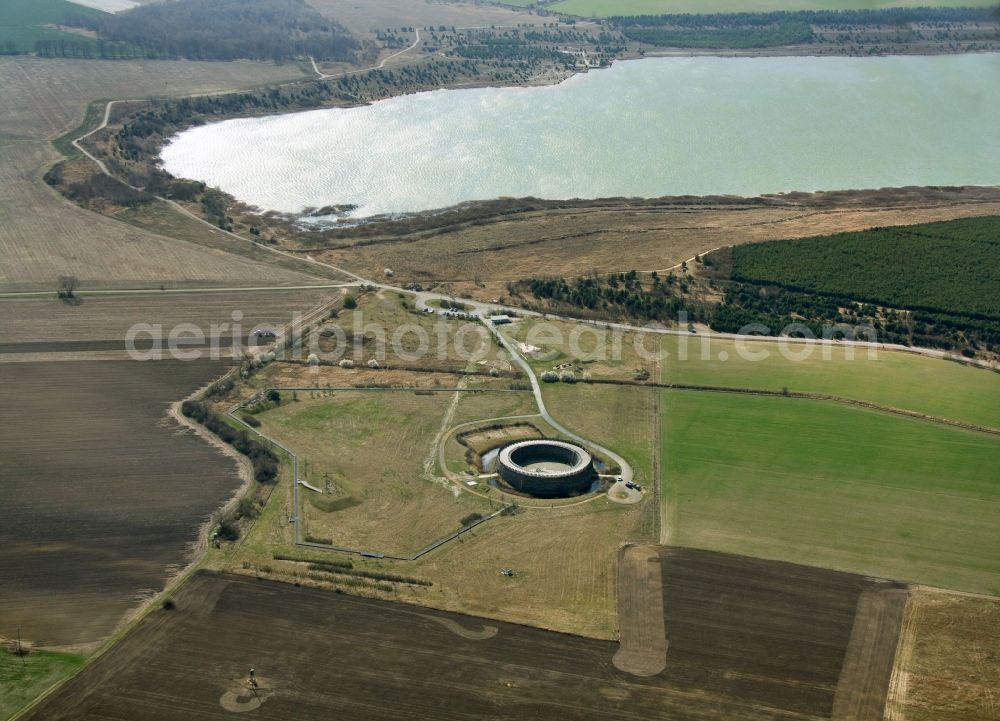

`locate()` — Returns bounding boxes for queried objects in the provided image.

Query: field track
[832,586,910,721]
[613,544,667,677]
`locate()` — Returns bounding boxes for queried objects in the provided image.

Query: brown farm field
[23,551,910,721]
[0,360,239,648]
[0,290,334,350]
[887,590,1000,721]
[0,56,325,292]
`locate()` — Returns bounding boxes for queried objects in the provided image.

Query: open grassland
[500,317,658,382]
[232,381,649,637]
[448,385,539,427]
[228,458,649,639]
[662,335,1000,429]
[549,0,1000,16]
[23,560,906,721]
[0,649,84,721]
[0,56,315,292]
[314,192,1000,301]
[409,496,649,638]
[662,391,1000,595]
[887,590,1000,721]
[314,291,508,374]
[113,200,348,284]
[241,364,503,399]
[0,360,239,648]
[441,391,541,476]
[255,391,490,556]
[542,383,658,483]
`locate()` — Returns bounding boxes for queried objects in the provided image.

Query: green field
[548,0,1000,16]
[662,391,1000,594]
[0,650,84,721]
[662,335,1000,429]
[543,382,658,483]
[0,0,104,54]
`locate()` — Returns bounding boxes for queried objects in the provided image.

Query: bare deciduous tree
[57,275,78,299]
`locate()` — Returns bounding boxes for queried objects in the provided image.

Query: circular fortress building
[497,440,595,498]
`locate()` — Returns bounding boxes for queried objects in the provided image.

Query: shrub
[540,370,559,383]
[204,377,235,399]
[181,400,280,484]
[217,514,240,541]
[240,413,261,427]
[459,512,484,527]
[306,564,432,586]
[342,294,358,310]
[236,497,259,520]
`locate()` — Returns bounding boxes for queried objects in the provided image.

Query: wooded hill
[66,0,358,62]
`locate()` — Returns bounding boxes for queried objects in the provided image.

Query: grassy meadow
[256,390,490,556]
[542,382,658,484]
[500,318,658,383]
[662,391,1000,595]
[548,0,1000,16]
[230,385,650,639]
[0,650,84,721]
[662,335,1000,429]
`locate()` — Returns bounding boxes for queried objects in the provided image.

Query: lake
[160,53,1000,219]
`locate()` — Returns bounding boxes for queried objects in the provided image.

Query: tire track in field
[832,585,910,721]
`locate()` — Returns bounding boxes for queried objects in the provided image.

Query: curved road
[311,28,421,80]
[483,320,635,485]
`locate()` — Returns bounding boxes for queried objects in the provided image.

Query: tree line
[623,22,812,49]
[608,7,999,29]
[516,270,707,323]
[181,400,279,483]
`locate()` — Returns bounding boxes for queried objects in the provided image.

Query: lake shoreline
[160,54,1000,221]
